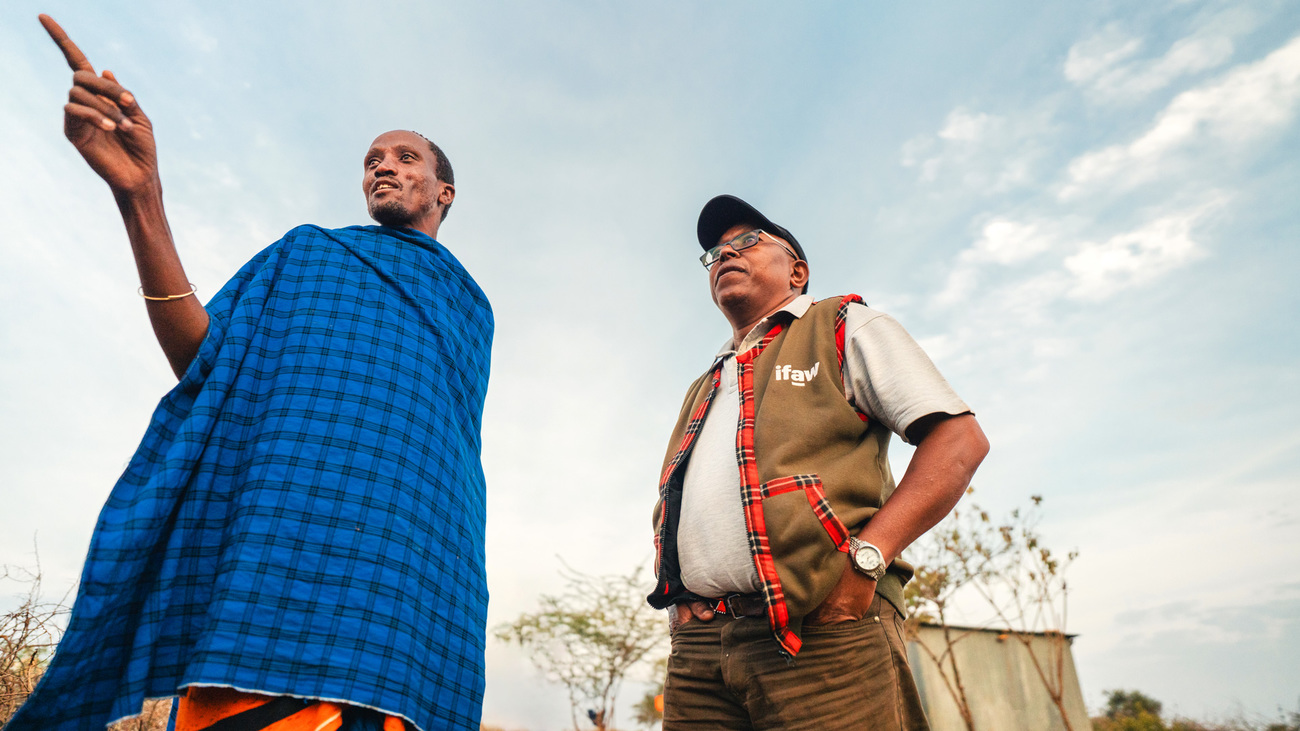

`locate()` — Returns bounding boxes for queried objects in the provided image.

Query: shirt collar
[713,294,816,361]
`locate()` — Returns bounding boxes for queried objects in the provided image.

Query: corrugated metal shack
[908,624,1090,731]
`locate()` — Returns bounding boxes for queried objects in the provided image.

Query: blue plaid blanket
[8,225,493,731]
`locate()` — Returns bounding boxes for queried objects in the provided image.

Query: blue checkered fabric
[7,225,494,731]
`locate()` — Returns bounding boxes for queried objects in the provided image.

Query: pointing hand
[40,14,159,196]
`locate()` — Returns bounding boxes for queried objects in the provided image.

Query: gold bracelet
[138,283,197,301]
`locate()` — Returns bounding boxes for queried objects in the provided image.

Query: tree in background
[1092,689,1165,731]
[1,555,68,725]
[495,565,667,731]
[1105,690,1164,719]
[905,491,1079,731]
[904,488,1014,731]
[1091,689,1300,731]
[973,494,1079,731]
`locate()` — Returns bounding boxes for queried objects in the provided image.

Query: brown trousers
[663,596,929,731]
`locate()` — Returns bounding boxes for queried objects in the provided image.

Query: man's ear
[438,183,456,208]
[790,260,810,292]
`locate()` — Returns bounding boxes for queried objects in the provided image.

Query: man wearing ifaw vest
[649,195,990,730]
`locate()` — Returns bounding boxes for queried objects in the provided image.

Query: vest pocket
[758,473,852,618]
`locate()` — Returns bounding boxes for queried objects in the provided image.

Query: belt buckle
[718,593,743,617]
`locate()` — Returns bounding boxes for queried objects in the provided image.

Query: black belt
[707,593,767,618]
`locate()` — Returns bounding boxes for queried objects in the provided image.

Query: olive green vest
[650,296,912,657]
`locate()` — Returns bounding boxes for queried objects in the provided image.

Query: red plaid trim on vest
[835,294,869,423]
[659,367,723,491]
[733,324,801,653]
[655,366,723,595]
[757,474,853,553]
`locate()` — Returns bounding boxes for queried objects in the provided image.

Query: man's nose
[710,246,740,281]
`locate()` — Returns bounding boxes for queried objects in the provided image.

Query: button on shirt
[676,295,971,599]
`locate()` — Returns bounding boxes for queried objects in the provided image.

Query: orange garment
[176,686,405,731]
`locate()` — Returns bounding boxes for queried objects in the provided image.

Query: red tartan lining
[735,325,801,655]
[655,368,723,596]
[757,473,818,498]
[759,474,852,552]
[835,294,870,423]
[659,369,723,489]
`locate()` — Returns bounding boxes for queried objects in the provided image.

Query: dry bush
[107,698,174,731]
[0,551,173,729]
[1,558,69,725]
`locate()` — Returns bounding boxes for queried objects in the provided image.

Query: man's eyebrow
[363,144,423,163]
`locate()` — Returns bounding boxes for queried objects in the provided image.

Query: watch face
[855,547,883,572]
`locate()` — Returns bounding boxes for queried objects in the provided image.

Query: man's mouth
[715,263,746,280]
[372,180,399,194]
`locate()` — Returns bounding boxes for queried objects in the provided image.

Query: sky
[1,1,1298,728]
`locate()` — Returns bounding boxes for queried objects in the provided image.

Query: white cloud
[937,108,998,143]
[1065,25,1145,86]
[1065,205,1214,300]
[1065,5,1266,103]
[935,198,1216,313]
[901,106,1052,192]
[1068,32,1235,102]
[1061,34,1300,197]
[966,219,1052,265]
[935,217,1064,306]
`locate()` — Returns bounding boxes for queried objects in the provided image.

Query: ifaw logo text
[773,362,819,387]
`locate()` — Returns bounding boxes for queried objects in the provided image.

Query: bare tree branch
[1,548,70,725]
[494,564,668,731]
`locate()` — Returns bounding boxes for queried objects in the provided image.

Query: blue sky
[1,1,1298,728]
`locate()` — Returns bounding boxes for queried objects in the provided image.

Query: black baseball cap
[696,194,807,264]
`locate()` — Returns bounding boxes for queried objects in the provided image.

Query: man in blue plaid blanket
[10,16,494,731]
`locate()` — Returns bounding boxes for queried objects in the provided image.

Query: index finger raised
[38,14,95,72]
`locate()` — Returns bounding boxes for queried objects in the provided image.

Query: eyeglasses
[699,229,798,269]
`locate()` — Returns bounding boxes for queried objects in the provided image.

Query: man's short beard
[369,199,417,228]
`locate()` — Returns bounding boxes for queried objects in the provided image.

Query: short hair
[412,131,455,222]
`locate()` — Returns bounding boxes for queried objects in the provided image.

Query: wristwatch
[848,537,887,581]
